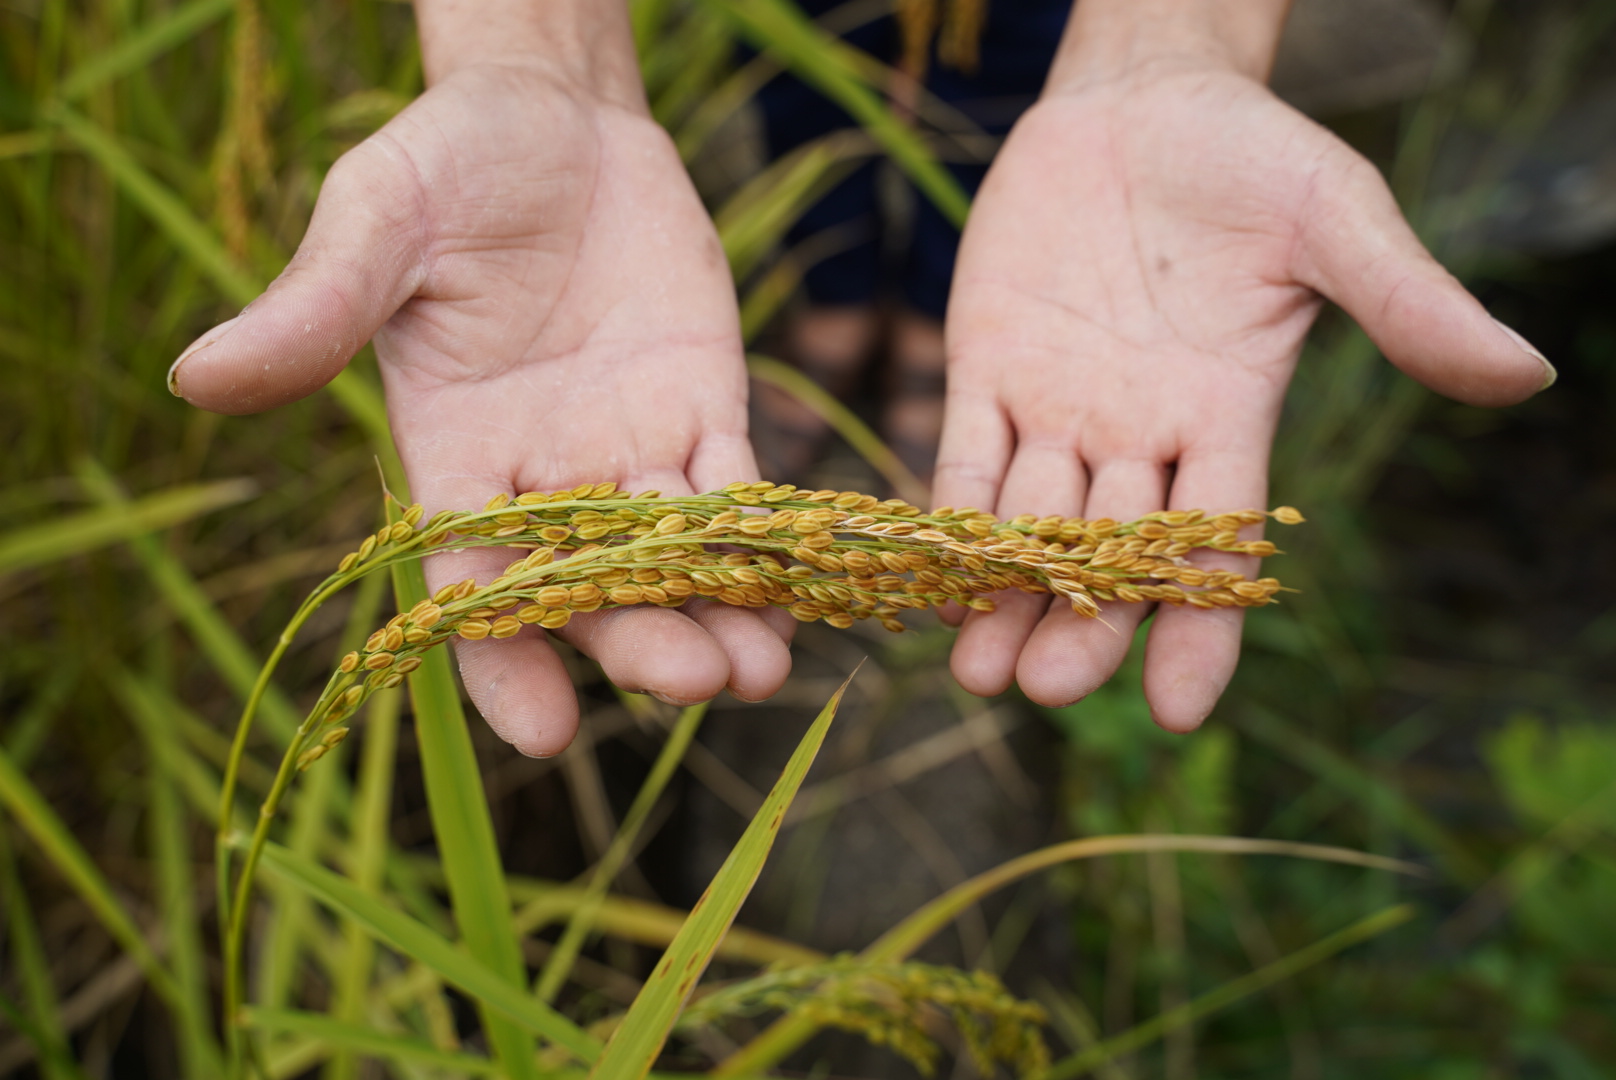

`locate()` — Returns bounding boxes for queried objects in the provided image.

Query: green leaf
[119,667,224,1079]
[714,131,866,281]
[253,839,600,1062]
[325,686,403,1080]
[48,107,393,454]
[244,1008,505,1077]
[0,477,254,578]
[0,742,181,1007]
[390,557,545,1078]
[714,835,1424,1076]
[747,354,927,507]
[0,832,79,1080]
[56,0,234,102]
[536,702,709,1003]
[704,0,970,228]
[1039,904,1418,1079]
[587,670,857,1080]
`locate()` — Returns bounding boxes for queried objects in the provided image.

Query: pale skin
[169,0,1551,751]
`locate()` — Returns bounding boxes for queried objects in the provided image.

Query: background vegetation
[1,0,1614,1076]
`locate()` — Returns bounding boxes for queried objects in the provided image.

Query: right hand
[168,60,794,756]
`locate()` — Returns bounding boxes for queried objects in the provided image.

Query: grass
[2,0,1615,1077]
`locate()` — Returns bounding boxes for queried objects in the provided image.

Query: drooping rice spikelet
[298,481,1304,767]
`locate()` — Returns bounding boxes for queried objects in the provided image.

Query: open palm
[171,64,792,755]
[936,60,1549,730]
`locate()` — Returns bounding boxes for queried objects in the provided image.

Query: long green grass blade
[1039,905,1418,1080]
[245,1008,504,1077]
[56,0,234,102]
[390,557,545,1078]
[261,571,388,1015]
[705,0,970,227]
[325,686,402,1080]
[714,132,866,281]
[0,831,77,1080]
[714,835,1423,1076]
[0,477,254,578]
[0,742,181,1007]
[253,839,600,1061]
[1238,705,1487,884]
[0,991,90,1080]
[536,702,709,1003]
[125,668,225,1079]
[587,671,856,1080]
[866,836,1423,963]
[48,107,393,452]
[747,354,928,506]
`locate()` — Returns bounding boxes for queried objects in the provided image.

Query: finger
[949,441,1084,697]
[550,606,732,706]
[168,138,426,414]
[682,600,792,701]
[1016,457,1167,708]
[1143,446,1267,733]
[1295,150,1553,406]
[685,431,798,688]
[687,427,794,642]
[455,624,581,757]
[932,386,1012,627]
[932,384,1012,516]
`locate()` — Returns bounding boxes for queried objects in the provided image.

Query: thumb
[168,144,426,414]
[1295,153,1554,406]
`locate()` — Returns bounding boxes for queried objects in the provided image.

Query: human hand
[168,43,791,755]
[935,5,1551,731]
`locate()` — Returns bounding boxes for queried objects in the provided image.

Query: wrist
[413,0,646,113]
[1047,0,1292,92]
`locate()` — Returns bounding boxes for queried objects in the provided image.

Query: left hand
[934,47,1551,731]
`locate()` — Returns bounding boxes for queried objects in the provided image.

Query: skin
[933,0,1553,731]
[168,9,794,757]
[169,0,1552,753]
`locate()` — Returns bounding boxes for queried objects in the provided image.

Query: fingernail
[1491,318,1555,390]
[649,690,702,707]
[167,316,241,398]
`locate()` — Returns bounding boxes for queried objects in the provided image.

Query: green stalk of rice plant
[0,744,182,1008]
[0,830,80,1080]
[1038,904,1417,1080]
[585,672,856,1080]
[386,552,546,1080]
[535,701,711,1003]
[250,838,600,1060]
[713,836,1425,1076]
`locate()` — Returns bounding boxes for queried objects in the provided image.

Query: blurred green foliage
[2,0,1615,1076]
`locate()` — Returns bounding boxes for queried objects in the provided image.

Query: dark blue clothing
[754,0,1071,318]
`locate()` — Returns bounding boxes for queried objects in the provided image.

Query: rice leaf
[704,0,970,227]
[124,668,225,1079]
[390,557,546,1078]
[714,835,1424,1076]
[324,686,402,1080]
[586,670,856,1080]
[535,702,709,1003]
[244,1008,504,1077]
[747,354,928,507]
[0,742,181,1007]
[1039,904,1418,1079]
[48,106,393,452]
[56,0,234,102]
[0,477,254,578]
[0,832,78,1080]
[253,838,601,1062]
